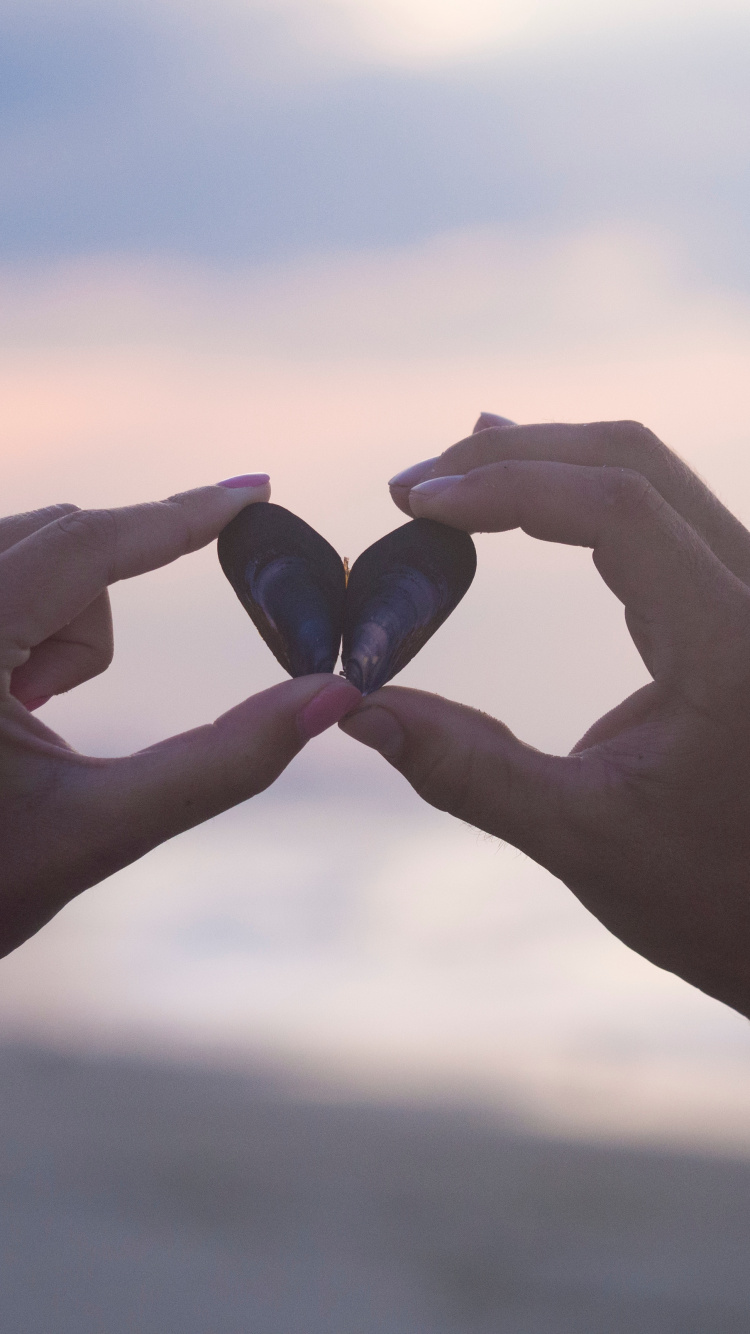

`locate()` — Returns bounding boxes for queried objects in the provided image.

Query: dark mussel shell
[341,519,477,695]
[218,502,346,676]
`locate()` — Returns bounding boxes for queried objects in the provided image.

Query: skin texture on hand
[0,485,359,957]
[342,414,750,1019]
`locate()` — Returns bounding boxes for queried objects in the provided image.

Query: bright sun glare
[328,0,750,63]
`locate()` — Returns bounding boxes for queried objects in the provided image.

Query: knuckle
[21,503,81,528]
[43,503,80,521]
[0,503,80,545]
[592,420,666,470]
[600,466,655,518]
[55,507,118,558]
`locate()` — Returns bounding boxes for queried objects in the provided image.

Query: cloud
[3,224,747,358]
[0,3,748,293]
[4,0,749,68]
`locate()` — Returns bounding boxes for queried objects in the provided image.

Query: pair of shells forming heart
[218,502,477,695]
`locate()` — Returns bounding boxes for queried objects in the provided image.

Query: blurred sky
[2,0,750,1148]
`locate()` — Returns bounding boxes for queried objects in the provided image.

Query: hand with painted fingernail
[0,475,359,956]
[348,416,750,1018]
[388,411,516,514]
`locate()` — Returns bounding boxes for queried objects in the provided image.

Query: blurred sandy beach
[2,1043,750,1332]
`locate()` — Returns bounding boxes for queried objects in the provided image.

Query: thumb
[339,686,577,867]
[94,676,361,854]
[0,676,361,958]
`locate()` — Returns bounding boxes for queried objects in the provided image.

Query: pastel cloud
[1,2,749,285]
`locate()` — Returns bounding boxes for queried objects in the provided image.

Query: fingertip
[473,412,516,432]
[217,673,358,737]
[389,485,416,516]
[407,474,466,519]
[338,702,405,760]
[214,476,272,508]
[161,478,272,543]
[217,473,270,490]
[298,678,362,741]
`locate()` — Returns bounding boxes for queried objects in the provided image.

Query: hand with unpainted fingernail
[342,411,750,1018]
[0,475,359,956]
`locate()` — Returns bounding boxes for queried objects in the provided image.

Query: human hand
[0,481,359,956]
[341,414,750,1017]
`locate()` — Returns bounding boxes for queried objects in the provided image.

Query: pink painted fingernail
[410,474,465,496]
[298,681,362,742]
[474,412,515,431]
[388,458,439,488]
[25,695,51,712]
[217,473,270,488]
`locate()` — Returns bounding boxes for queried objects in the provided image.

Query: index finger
[397,421,750,581]
[0,478,270,659]
[409,460,750,692]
